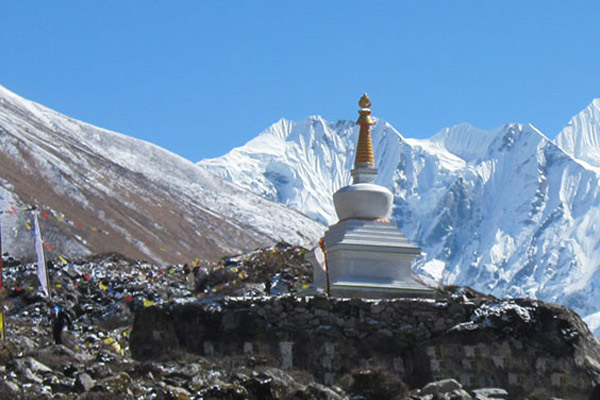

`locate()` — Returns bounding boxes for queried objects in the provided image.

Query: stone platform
[129,288,600,398]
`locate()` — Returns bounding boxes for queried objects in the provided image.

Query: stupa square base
[310,219,435,299]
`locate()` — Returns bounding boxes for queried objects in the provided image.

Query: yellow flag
[25,223,32,230]
[59,256,68,264]
[0,312,4,341]
[143,300,154,307]
[99,283,108,291]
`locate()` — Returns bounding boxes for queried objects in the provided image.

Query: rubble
[0,245,598,399]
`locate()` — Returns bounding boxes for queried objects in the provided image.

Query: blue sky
[2,2,600,161]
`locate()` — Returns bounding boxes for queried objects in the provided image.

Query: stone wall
[130,288,600,398]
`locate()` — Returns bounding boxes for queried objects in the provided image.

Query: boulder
[421,378,463,395]
[74,372,95,392]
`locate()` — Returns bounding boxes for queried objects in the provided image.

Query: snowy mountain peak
[427,122,495,161]
[555,99,600,168]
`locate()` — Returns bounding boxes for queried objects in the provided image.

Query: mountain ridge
[0,84,324,264]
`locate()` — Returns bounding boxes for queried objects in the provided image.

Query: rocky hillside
[0,85,323,265]
[3,248,600,399]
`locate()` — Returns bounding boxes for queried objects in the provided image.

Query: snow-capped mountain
[199,105,600,335]
[555,99,600,169]
[0,85,323,264]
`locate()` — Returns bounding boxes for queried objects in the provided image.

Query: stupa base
[309,219,435,299]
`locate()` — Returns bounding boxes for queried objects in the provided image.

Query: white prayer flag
[314,247,326,271]
[33,210,49,297]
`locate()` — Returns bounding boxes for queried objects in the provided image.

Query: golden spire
[354,93,375,168]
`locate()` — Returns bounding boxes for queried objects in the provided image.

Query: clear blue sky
[2,2,600,161]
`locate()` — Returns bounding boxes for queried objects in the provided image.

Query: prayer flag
[0,312,4,341]
[314,247,326,271]
[43,242,52,251]
[33,210,50,297]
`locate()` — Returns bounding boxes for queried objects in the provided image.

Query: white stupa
[309,94,434,299]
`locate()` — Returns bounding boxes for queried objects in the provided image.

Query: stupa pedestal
[312,219,433,298]
[309,94,434,299]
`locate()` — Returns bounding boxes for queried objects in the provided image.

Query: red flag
[41,212,49,218]
[43,242,52,251]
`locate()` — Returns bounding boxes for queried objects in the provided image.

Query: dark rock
[243,368,298,400]
[199,383,249,400]
[345,367,409,400]
[75,372,96,392]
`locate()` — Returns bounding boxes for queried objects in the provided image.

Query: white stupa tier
[309,94,434,299]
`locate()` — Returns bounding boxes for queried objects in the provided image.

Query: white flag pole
[33,209,50,298]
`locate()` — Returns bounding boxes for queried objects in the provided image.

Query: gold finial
[357,93,375,126]
[359,93,371,109]
[354,93,375,168]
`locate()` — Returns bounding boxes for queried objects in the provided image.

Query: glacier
[199,103,600,337]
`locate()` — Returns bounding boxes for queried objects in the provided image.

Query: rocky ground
[0,243,594,399]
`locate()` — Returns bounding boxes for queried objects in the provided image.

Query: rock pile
[0,244,598,399]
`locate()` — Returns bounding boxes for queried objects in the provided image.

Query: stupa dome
[333,183,392,221]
